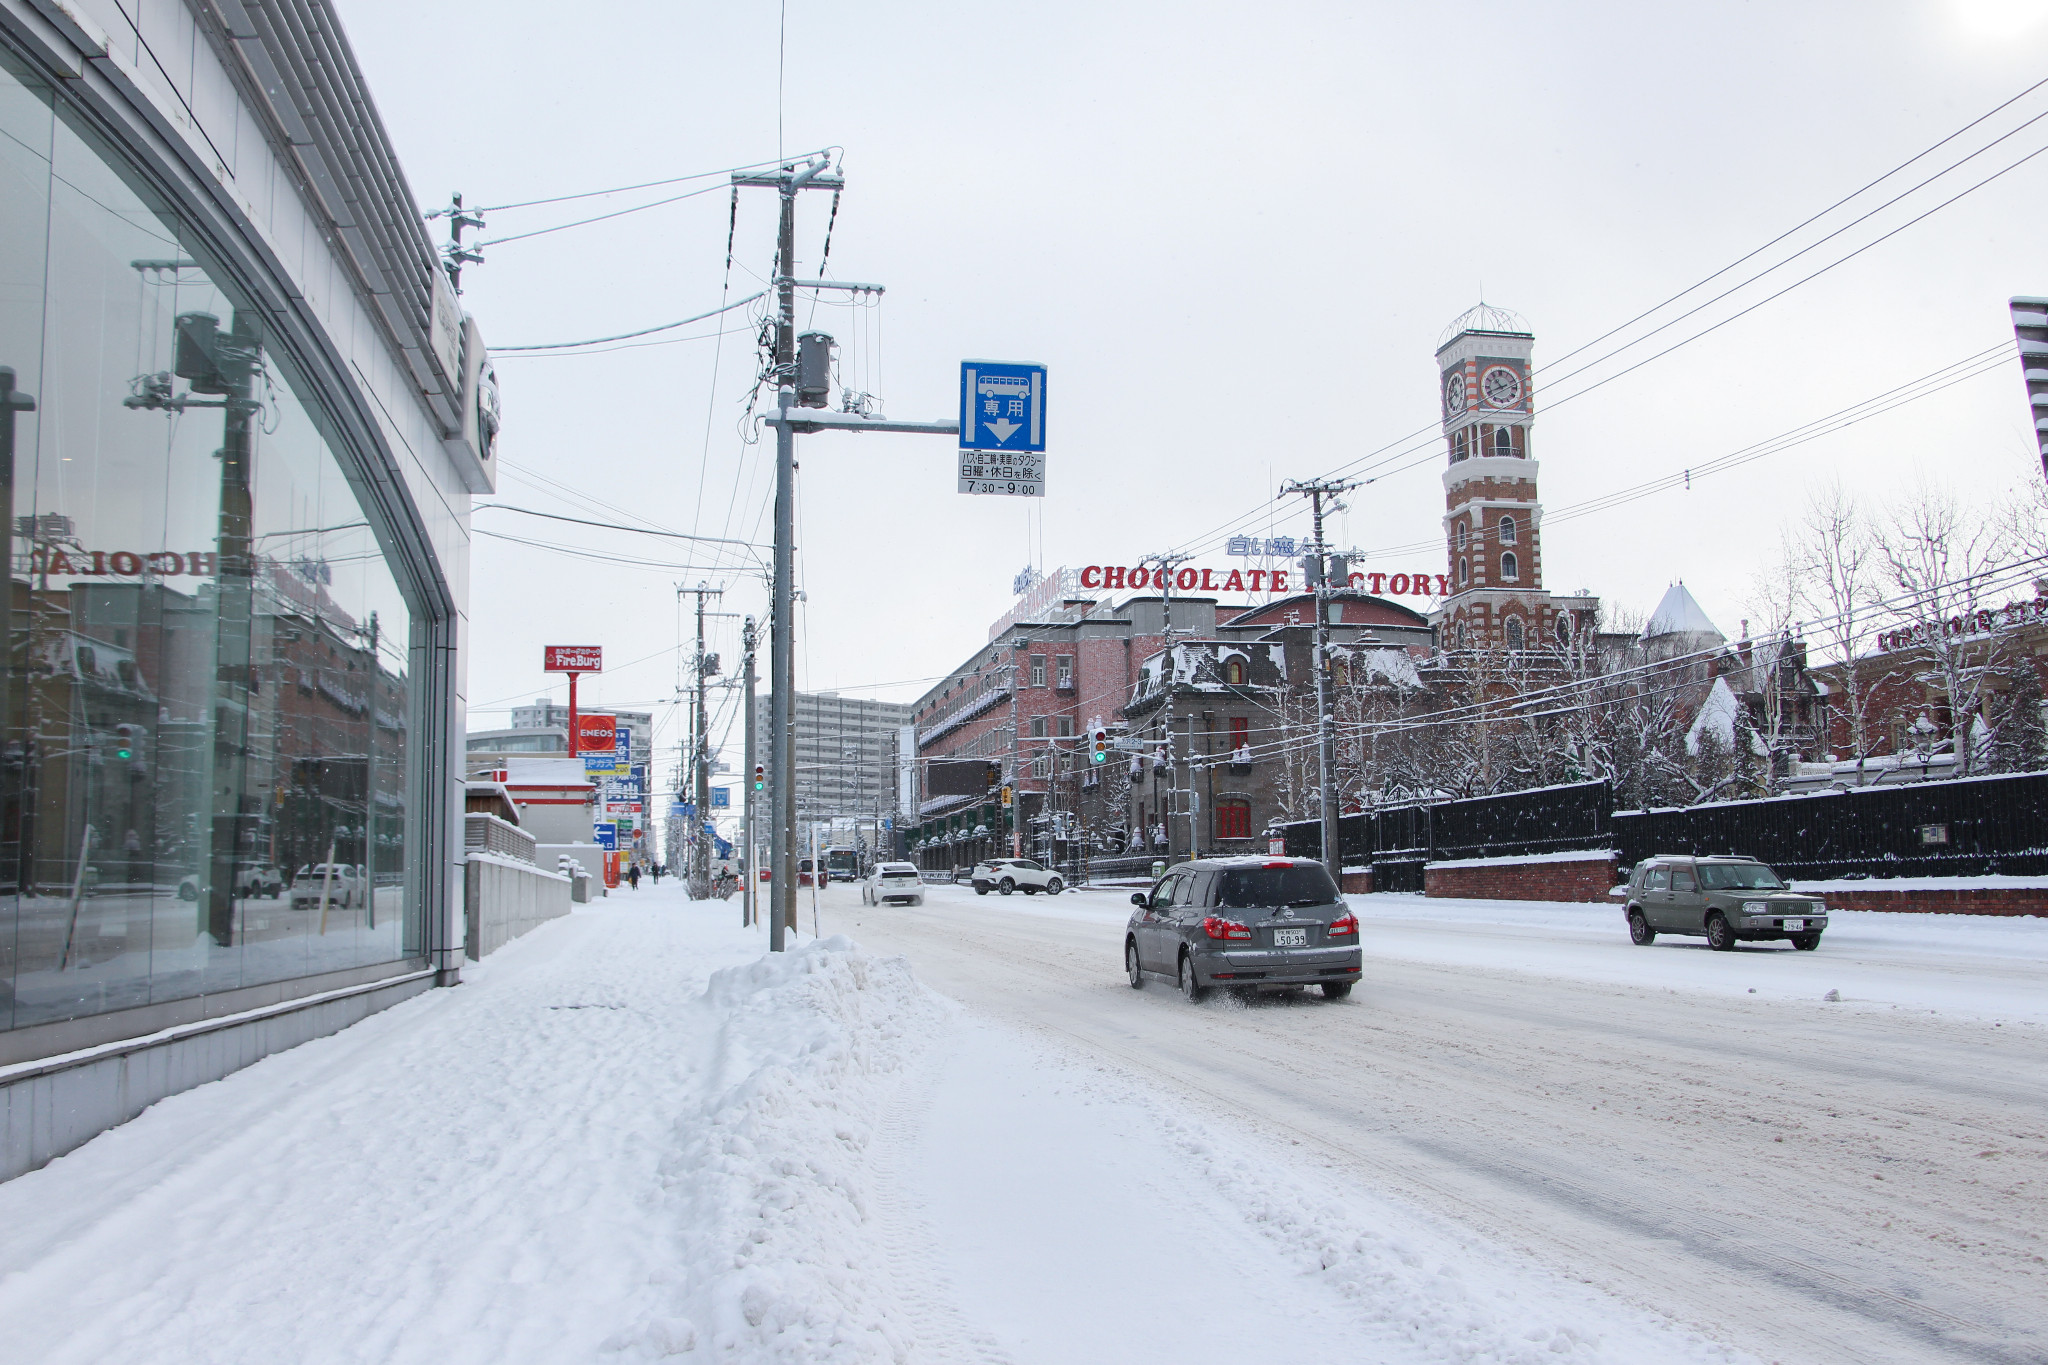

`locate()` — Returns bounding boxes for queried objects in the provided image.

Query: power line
[493,291,766,353]
[473,502,764,548]
[429,148,837,217]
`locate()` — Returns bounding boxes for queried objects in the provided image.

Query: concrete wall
[464,855,573,961]
[1,970,432,1181]
[1425,852,1618,902]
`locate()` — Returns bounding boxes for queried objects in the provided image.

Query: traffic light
[1091,726,1109,764]
[984,762,1002,791]
[753,762,765,791]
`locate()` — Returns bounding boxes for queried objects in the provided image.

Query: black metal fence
[1281,772,2048,885]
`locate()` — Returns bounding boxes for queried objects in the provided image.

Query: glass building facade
[0,44,431,1036]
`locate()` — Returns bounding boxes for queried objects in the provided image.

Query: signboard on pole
[544,645,603,672]
[959,362,1046,452]
[958,361,1047,498]
[594,822,617,849]
[711,787,730,809]
[575,714,616,753]
[584,752,628,776]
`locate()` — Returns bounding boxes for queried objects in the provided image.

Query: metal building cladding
[0,0,487,1179]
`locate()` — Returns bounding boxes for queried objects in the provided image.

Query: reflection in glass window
[0,53,418,1033]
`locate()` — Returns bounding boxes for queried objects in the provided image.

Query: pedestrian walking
[651,863,662,885]
[627,863,641,890]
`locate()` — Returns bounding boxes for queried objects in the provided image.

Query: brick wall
[1425,853,1617,903]
[1804,887,2046,917]
[1340,869,1372,895]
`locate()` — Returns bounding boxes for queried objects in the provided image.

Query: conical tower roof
[1643,582,1723,641]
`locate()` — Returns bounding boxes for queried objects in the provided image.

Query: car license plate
[1273,927,1308,947]
[1783,919,1803,931]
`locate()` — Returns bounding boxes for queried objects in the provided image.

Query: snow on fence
[1282,771,2048,886]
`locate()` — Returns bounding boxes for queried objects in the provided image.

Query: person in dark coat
[627,863,641,890]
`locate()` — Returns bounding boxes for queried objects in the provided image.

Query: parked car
[177,864,282,901]
[1126,857,1360,1001]
[1620,855,1827,950]
[290,864,363,910]
[970,857,1063,896]
[862,862,926,907]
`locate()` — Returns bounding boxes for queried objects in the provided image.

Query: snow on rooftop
[1643,582,1723,641]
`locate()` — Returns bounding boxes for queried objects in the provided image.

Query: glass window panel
[1,53,420,1033]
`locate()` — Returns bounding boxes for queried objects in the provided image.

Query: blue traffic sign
[593,823,617,849]
[959,361,1046,452]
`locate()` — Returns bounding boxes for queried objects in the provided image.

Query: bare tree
[1782,484,1886,775]
[1879,484,2026,776]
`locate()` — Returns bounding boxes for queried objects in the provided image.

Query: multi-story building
[753,691,910,834]
[1,0,488,1179]
[465,699,653,776]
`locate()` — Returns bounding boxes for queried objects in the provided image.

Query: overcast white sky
[338,0,2048,795]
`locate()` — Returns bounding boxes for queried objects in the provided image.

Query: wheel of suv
[1790,931,1822,951]
[999,877,1015,896]
[975,883,989,895]
[1628,910,1656,945]
[1178,950,1206,1003]
[1126,939,1144,989]
[1706,912,1736,952]
[1321,981,1352,1000]
[1045,878,1063,896]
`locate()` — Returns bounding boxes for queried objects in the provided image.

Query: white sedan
[862,862,926,906]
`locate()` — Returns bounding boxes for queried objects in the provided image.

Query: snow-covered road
[0,880,2040,1364]
[823,884,2048,1365]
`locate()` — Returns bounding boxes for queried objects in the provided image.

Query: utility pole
[678,583,724,898]
[738,153,960,949]
[1143,551,1192,860]
[742,616,757,927]
[1281,478,1360,878]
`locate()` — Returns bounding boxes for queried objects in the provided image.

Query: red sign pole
[544,646,603,759]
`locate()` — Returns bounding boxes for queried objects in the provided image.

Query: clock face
[1444,373,1467,413]
[1481,366,1522,408]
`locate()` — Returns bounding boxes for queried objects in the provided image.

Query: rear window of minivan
[1217,865,1339,909]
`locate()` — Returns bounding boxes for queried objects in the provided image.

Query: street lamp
[1908,712,1939,781]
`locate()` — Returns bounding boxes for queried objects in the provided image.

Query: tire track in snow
[827,891,2048,1365]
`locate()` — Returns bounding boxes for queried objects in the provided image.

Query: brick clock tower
[1434,304,1574,654]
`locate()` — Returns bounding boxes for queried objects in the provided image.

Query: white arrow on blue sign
[959,362,1046,453]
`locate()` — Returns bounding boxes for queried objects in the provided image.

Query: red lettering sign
[1070,564,1454,598]
[545,645,604,672]
[575,714,617,750]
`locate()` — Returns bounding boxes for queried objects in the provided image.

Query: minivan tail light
[1327,912,1358,938]
[1202,916,1253,941]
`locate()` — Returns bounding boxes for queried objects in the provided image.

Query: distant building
[465,698,653,776]
[753,692,910,833]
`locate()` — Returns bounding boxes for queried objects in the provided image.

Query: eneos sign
[575,714,617,752]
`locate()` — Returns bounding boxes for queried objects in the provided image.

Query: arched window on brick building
[1498,514,1517,544]
[1224,658,1245,685]
[1500,550,1519,582]
[1504,616,1525,653]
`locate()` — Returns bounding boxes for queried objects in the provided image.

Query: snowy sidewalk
[0,886,943,1363]
[0,884,1757,1364]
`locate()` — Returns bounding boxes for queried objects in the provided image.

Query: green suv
[1621,855,1827,951]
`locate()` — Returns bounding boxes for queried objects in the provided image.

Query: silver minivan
[1125,857,1362,1001]
[1622,855,1828,950]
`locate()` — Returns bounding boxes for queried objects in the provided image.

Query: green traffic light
[116,748,133,760]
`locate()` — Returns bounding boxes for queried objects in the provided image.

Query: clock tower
[1433,304,1558,655]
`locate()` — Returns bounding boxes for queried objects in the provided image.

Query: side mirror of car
[1130,892,1147,907]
